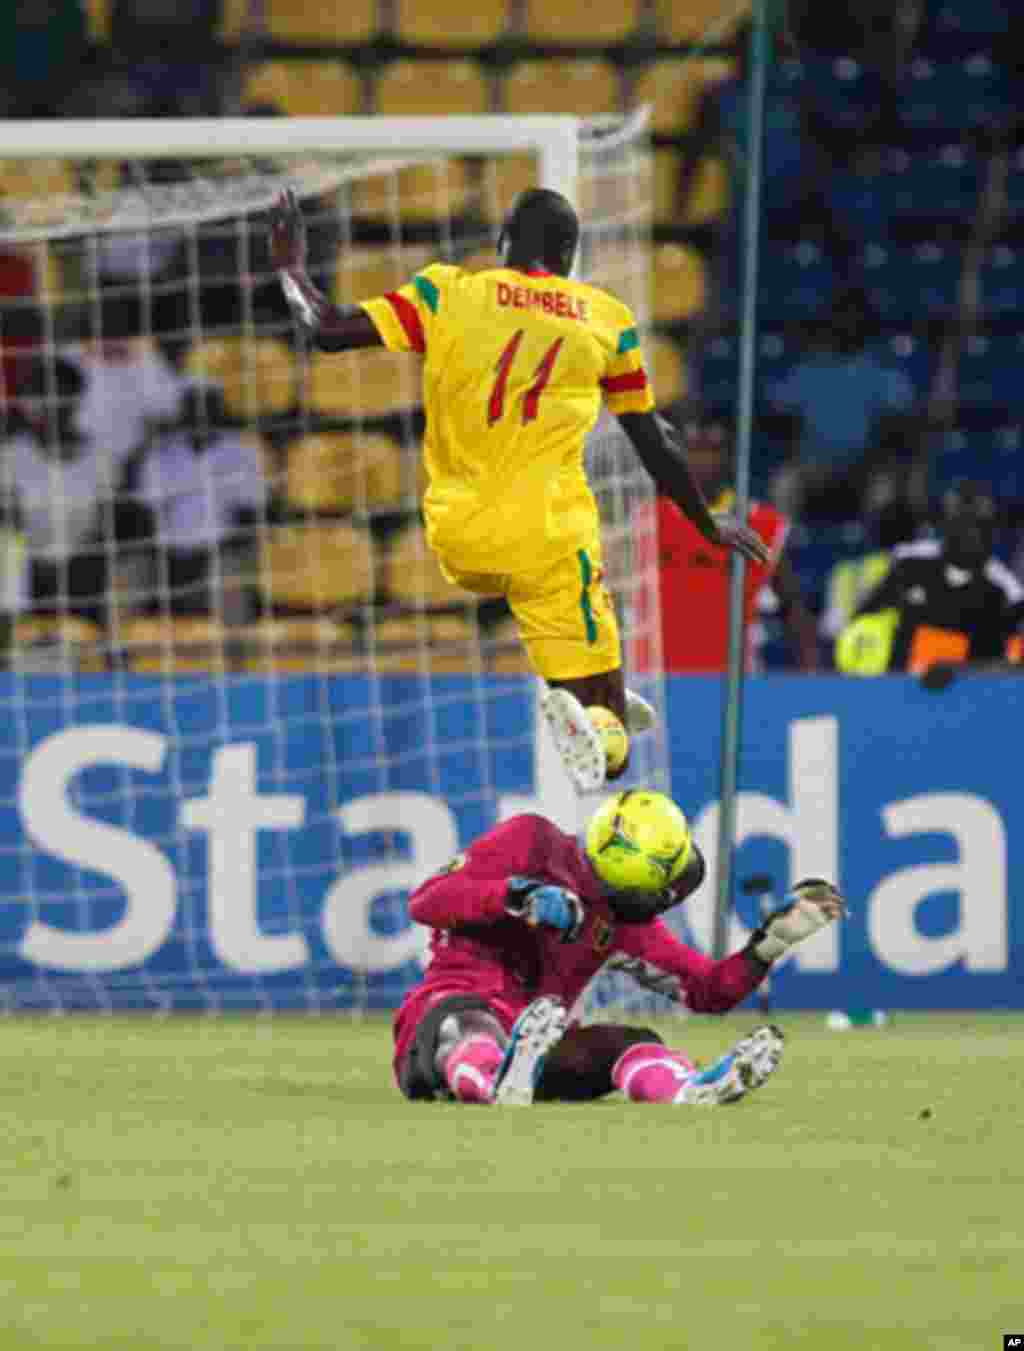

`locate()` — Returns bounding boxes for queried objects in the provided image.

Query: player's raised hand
[708,512,772,566]
[269,188,306,272]
[505,877,585,943]
[749,878,847,963]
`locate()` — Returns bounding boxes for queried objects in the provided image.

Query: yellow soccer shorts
[440,540,621,681]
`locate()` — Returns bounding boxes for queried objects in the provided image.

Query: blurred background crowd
[1,0,1022,678]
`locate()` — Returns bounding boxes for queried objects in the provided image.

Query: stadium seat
[286,432,406,514]
[242,61,363,119]
[383,524,478,607]
[886,143,981,221]
[0,160,76,210]
[483,153,537,224]
[932,0,1012,40]
[484,618,531,674]
[632,59,733,136]
[696,330,792,406]
[265,0,379,44]
[308,349,421,419]
[1007,146,1024,219]
[332,247,433,309]
[260,522,376,612]
[119,618,232,675]
[657,0,748,44]
[682,155,730,226]
[375,60,491,118]
[502,61,621,118]
[652,148,681,227]
[757,242,836,322]
[13,617,106,673]
[858,242,962,323]
[827,162,892,244]
[651,244,706,324]
[523,0,640,44]
[800,56,886,135]
[185,337,295,420]
[240,618,365,673]
[958,333,1024,407]
[370,613,482,673]
[978,245,1024,318]
[871,332,935,403]
[352,160,474,224]
[896,54,1013,133]
[928,427,995,498]
[646,334,686,407]
[394,0,509,46]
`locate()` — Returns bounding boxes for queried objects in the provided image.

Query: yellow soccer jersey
[360,263,654,573]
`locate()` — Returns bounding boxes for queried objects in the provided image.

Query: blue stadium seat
[799,56,886,135]
[990,423,1024,502]
[896,54,1013,134]
[886,144,981,221]
[828,165,892,243]
[785,522,870,611]
[696,330,794,406]
[1006,147,1024,219]
[869,332,936,402]
[928,427,993,497]
[859,242,962,321]
[757,241,835,321]
[929,0,1012,39]
[958,333,1024,406]
[978,245,1024,317]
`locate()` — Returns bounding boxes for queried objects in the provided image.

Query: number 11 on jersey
[488,330,564,427]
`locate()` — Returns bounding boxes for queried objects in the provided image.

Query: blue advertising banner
[0,673,1019,1011]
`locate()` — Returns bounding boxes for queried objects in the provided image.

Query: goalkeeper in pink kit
[395,790,845,1106]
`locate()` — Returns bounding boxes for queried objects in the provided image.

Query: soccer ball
[585,789,692,895]
[585,705,629,775]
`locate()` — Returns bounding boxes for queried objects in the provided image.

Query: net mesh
[0,117,669,1013]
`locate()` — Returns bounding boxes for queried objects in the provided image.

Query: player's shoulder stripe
[413,273,440,313]
[617,327,639,354]
[383,291,426,352]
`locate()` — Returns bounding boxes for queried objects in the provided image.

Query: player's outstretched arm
[617,411,771,567]
[269,190,382,353]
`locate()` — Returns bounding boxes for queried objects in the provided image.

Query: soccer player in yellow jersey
[271,188,769,791]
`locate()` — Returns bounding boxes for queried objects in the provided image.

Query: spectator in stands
[634,411,819,673]
[836,482,1024,681]
[0,1,93,119]
[136,380,265,621]
[0,357,136,625]
[820,497,920,644]
[96,0,227,119]
[767,288,916,522]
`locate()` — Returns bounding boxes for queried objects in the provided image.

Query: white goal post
[0,111,670,1015]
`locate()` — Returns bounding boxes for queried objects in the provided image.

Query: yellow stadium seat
[651,244,706,323]
[524,0,639,43]
[658,0,749,44]
[260,522,376,612]
[684,155,730,225]
[484,618,531,674]
[483,153,537,224]
[308,348,421,420]
[375,60,491,118]
[265,0,378,44]
[502,60,621,118]
[395,0,509,45]
[286,432,405,513]
[646,334,686,407]
[332,246,433,308]
[383,524,478,608]
[653,147,681,226]
[458,247,499,273]
[371,613,482,673]
[242,61,363,118]
[14,617,106,673]
[633,58,734,135]
[84,0,110,40]
[185,337,295,421]
[119,618,231,675]
[352,160,474,224]
[240,618,366,673]
[0,160,76,210]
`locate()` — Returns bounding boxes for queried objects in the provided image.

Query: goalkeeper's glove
[747,877,846,964]
[506,877,585,943]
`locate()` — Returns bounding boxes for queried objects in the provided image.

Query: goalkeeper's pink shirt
[392,814,764,1077]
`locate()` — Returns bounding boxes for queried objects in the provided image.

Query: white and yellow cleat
[673,1025,785,1105]
[493,997,569,1106]
[541,687,607,794]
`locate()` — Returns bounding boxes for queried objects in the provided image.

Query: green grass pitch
[0,1012,1021,1350]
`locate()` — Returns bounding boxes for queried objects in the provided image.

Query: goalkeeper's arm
[269,190,382,353]
[617,411,771,568]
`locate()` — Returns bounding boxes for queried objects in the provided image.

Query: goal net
[0,114,668,1013]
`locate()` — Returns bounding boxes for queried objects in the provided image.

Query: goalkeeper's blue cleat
[673,1025,784,1105]
[493,997,568,1106]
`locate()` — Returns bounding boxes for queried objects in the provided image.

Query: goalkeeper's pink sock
[443,1034,504,1104]
[612,1042,695,1104]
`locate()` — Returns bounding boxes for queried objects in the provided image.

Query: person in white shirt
[137,379,266,618]
[0,356,130,624]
